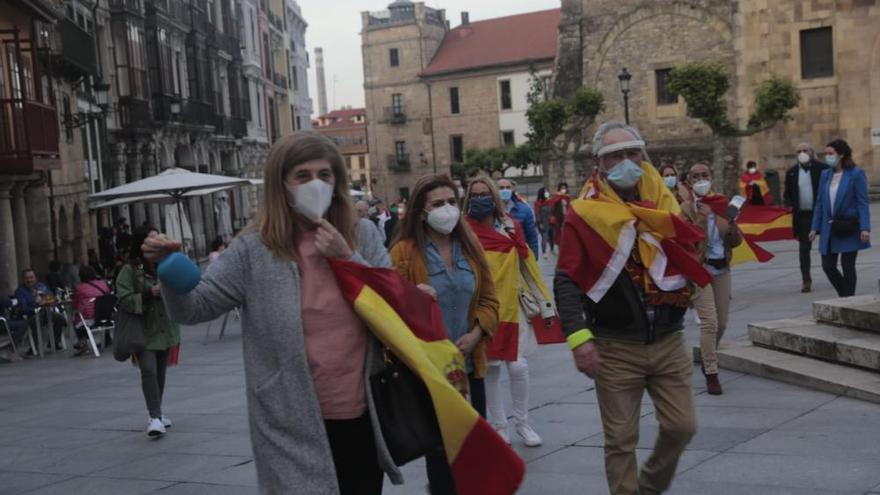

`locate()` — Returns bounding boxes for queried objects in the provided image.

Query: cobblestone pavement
[2,204,879,494]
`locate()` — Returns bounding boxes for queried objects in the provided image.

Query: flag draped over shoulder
[327,259,525,495]
[559,163,711,303]
[740,171,773,204]
[466,217,561,360]
[698,194,791,266]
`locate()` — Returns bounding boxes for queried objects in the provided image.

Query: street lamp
[63,80,113,130]
[93,80,110,108]
[617,68,632,125]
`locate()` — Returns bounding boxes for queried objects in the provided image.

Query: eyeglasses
[690,171,711,180]
[497,185,512,190]
[470,192,493,199]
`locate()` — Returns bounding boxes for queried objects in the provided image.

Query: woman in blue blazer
[809,139,871,297]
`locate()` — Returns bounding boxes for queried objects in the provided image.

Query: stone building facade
[361,1,447,202]
[362,1,559,202]
[556,0,880,192]
[313,108,371,191]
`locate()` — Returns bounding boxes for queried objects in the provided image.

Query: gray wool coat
[161,219,402,494]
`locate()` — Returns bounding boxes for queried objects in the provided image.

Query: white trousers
[485,357,531,427]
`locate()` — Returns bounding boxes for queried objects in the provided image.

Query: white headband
[595,140,646,157]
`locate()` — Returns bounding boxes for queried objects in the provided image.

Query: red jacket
[73,280,111,320]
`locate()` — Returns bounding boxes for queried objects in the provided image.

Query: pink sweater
[73,280,111,320]
[298,232,367,420]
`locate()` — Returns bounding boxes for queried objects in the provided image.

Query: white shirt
[704,212,728,276]
[829,171,842,216]
[798,166,813,211]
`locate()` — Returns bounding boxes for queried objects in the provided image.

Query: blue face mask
[606,159,644,189]
[825,154,838,167]
[499,189,513,202]
[467,196,496,219]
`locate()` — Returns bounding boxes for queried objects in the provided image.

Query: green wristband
[567,329,594,350]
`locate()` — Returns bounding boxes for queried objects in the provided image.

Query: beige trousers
[693,270,732,375]
[594,333,697,495]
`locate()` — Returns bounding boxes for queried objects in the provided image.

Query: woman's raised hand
[142,233,183,264]
[315,219,354,259]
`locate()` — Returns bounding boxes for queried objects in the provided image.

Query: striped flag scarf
[466,217,559,360]
[558,163,711,302]
[328,259,525,495]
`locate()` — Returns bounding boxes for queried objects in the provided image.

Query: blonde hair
[463,175,507,224]
[253,131,356,262]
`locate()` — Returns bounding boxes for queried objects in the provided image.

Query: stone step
[748,319,880,371]
[813,295,880,333]
[718,342,880,404]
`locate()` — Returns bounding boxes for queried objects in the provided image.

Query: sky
[298,0,560,113]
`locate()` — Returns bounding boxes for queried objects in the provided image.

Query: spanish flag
[328,259,525,495]
[740,171,773,205]
[738,204,795,242]
[560,163,712,303]
[698,194,781,265]
[466,218,562,360]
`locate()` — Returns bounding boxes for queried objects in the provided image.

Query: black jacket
[554,269,687,345]
[783,158,828,232]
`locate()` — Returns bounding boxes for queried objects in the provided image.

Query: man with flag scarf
[555,121,709,495]
[681,162,744,396]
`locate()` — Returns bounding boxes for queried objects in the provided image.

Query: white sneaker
[515,422,542,447]
[161,415,172,428]
[494,424,511,445]
[147,417,166,437]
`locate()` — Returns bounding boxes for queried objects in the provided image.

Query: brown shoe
[705,373,723,395]
[801,280,812,293]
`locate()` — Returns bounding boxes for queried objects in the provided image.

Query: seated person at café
[72,266,112,356]
[15,268,67,351]
[1,294,31,358]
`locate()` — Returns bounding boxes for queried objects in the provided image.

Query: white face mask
[747,167,757,174]
[693,180,712,197]
[286,179,334,221]
[425,204,460,235]
[797,152,811,164]
[664,176,678,188]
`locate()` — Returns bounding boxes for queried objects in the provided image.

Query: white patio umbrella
[90,168,254,201]
[89,168,256,241]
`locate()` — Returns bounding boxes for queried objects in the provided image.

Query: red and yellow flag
[466,218,562,360]
[559,163,711,302]
[328,259,525,495]
[740,171,773,205]
[699,194,792,266]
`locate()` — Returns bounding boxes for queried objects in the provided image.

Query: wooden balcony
[0,99,61,173]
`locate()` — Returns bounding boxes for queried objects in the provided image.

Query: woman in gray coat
[142,131,399,495]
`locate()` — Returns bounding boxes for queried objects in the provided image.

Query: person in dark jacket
[497,178,539,256]
[809,139,872,297]
[554,121,697,495]
[534,187,552,259]
[783,142,829,293]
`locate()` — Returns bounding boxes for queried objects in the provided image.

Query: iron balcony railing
[0,99,61,173]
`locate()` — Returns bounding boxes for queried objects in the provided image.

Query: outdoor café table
[33,302,69,357]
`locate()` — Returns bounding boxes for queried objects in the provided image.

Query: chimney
[314,47,328,116]
[461,11,469,26]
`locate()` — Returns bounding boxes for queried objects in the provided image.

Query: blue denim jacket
[426,238,476,371]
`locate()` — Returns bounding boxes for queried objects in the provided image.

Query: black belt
[706,258,727,270]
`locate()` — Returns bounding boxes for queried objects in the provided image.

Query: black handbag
[369,350,442,466]
[830,217,859,236]
[112,308,147,361]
